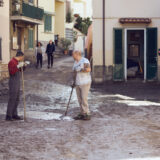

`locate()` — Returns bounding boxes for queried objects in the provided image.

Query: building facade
[0,0,10,80]
[55,0,65,38]
[92,0,160,83]
[10,0,44,61]
[37,0,66,47]
[38,0,55,46]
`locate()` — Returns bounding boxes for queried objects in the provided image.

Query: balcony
[56,0,65,2]
[74,0,86,3]
[11,1,44,24]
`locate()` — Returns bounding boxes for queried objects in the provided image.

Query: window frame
[44,14,52,32]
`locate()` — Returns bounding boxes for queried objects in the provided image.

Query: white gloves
[17,61,30,69]
[17,62,25,69]
[25,61,30,65]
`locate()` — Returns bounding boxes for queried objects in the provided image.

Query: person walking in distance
[35,42,43,69]
[6,51,25,121]
[72,50,92,120]
[46,40,55,69]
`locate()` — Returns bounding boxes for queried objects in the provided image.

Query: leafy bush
[60,38,71,51]
[66,10,73,23]
[74,16,92,35]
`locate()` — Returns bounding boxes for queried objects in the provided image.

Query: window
[0,38,2,60]
[44,14,52,32]
[28,29,34,49]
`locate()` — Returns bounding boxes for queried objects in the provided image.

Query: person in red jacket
[6,51,24,121]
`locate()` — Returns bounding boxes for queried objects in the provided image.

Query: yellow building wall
[55,1,65,38]
[38,0,55,43]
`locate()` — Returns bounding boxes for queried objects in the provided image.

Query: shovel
[65,85,74,116]
[60,72,77,120]
[59,85,74,120]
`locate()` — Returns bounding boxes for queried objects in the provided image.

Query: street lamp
[0,0,4,7]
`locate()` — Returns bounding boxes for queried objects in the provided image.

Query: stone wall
[0,63,9,80]
[92,65,113,83]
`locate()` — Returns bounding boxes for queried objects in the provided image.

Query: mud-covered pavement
[0,57,160,160]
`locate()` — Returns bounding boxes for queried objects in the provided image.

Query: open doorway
[126,29,145,80]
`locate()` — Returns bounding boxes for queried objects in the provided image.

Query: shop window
[44,14,52,32]
[28,29,34,49]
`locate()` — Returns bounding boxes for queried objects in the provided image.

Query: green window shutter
[146,28,158,80]
[28,29,34,49]
[44,14,52,32]
[113,28,124,81]
[48,15,52,31]
[44,14,47,31]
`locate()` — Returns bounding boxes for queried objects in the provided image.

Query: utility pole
[37,0,39,44]
[102,0,106,83]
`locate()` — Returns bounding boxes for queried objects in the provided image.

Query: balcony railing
[12,1,44,21]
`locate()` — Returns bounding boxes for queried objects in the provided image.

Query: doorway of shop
[124,29,146,81]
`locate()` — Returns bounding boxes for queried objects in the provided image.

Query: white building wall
[0,1,10,64]
[74,30,85,54]
[93,0,160,66]
[93,0,160,18]
[92,0,160,81]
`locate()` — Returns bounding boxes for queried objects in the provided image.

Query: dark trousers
[7,72,20,117]
[47,53,54,67]
[55,40,58,46]
[37,53,43,68]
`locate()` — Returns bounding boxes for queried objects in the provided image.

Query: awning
[119,18,151,24]
[11,16,43,25]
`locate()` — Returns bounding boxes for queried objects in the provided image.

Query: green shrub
[74,16,92,35]
[60,38,71,51]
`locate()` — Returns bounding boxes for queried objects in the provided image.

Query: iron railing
[12,0,44,21]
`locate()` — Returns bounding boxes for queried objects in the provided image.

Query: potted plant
[60,38,71,55]
[66,9,74,23]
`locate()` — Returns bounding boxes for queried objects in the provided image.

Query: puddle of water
[62,116,73,121]
[116,100,160,107]
[45,128,57,131]
[98,94,135,100]
[26,111,62,120]
[26,111,74,121]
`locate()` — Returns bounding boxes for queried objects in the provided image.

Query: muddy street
[0,57,160,160]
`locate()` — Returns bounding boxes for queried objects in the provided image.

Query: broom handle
[21,68,26,120]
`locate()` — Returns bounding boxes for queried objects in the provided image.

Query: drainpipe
[37,0,39,45]
[102,0,106,82]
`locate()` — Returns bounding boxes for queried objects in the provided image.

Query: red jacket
[8,58,19,75]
